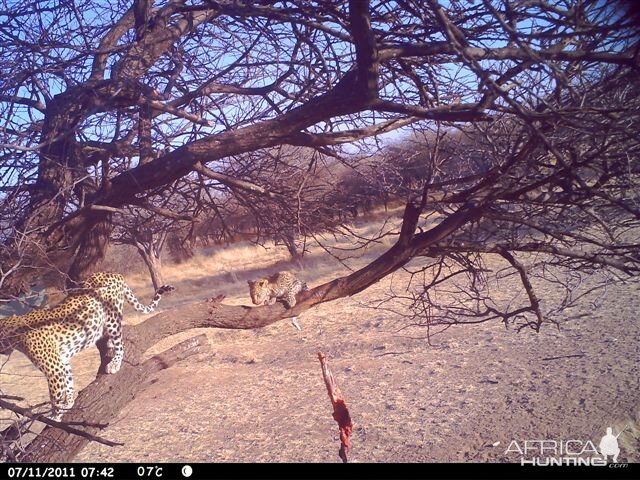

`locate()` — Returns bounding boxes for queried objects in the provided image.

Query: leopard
[0,272,174,420]
[247,271,308,309]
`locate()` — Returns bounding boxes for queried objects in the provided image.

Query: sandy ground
[1,218,639,463]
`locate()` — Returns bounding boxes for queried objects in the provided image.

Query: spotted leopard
[0,272,174,420]
[247,271,308,309]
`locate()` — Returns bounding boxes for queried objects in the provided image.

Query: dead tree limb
[18,334,211,462]
[0,397,122,463]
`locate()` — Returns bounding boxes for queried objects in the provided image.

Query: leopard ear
[247,280,253,285]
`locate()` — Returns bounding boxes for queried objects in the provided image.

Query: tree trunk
[133,239,164,290]
[142,250,164,291]
[66,214,114,286]
[282,230,304,270]
[3,82,147,294]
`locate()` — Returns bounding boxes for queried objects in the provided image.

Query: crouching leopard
[247,271,308,309]
[0,272,174,420]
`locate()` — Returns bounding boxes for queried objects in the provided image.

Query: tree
[1,0,639,462]
[112,192,195,289]
[114,212,170,290]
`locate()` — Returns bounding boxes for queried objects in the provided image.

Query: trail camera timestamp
[6,467,115,478]
[5,466,164,479]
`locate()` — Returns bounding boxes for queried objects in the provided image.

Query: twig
[541,353,585,361]
[0,398,122,447]
[374,350,412,357]
[318,352,353,463]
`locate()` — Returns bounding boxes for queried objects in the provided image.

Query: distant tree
[114,213,170,290]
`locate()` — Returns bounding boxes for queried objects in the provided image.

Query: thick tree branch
[0,95,45,112]
[500,249,544,331]
[349,0,379,98]
[422,241,640,275]
[138,203,192,222]
[19,334,211,462]
[372,99,492,121]
[193,162,281,199]
[140,98,213,126]
[378,43,638,66]
[287,117,420,147]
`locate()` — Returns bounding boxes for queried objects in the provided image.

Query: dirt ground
[1,224,639,463]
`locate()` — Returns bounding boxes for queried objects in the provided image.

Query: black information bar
[0,462,637,480]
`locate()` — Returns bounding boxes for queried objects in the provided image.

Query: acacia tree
[113,206,189,290]
[1,0,640,462]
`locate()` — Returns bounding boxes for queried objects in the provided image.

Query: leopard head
[247,279,271,305]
